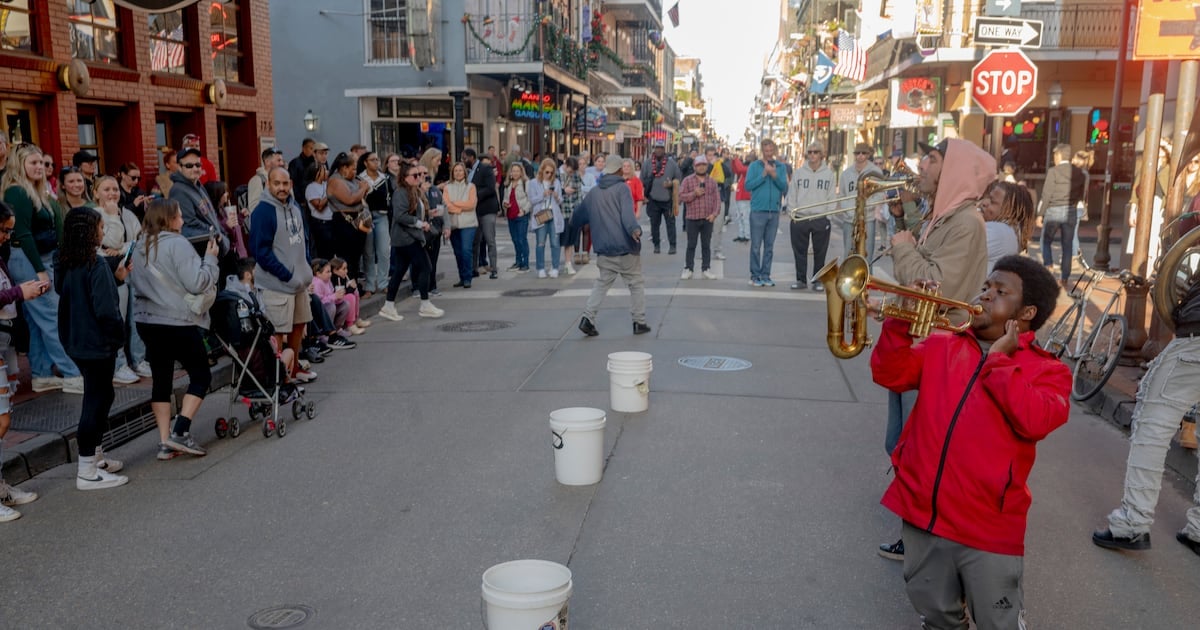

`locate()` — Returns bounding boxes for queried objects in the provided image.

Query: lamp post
[1047,81,1063,108]
[303,110,319,133]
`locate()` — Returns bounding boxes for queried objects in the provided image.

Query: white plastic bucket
[607,351,652,413]
[549,407,607,486]
[481,559,572,630]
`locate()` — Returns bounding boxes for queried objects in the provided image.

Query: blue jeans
[748,211,780,281]
[450,227,476,284]
[1041,206,1077,281]
[885,389,918,455]
[8,249,80,378]
[533,222,561,271]
[508,215,530,268]
[362,212,391,292]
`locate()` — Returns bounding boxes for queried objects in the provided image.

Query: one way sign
[974,17,1044,49]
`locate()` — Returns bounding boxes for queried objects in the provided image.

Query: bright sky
[663,1,782,142]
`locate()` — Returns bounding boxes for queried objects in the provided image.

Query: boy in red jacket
[871,255,1069,629]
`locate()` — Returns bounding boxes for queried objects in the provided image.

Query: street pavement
[1,212,1197,629]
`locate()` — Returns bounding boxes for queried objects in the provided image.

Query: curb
[0,295,386,485]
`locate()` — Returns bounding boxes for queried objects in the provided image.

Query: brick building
[0,0,274,189]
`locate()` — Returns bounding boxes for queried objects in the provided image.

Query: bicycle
[1040,255,1142,401]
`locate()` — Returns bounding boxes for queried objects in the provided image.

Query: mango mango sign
[510,91,560,122]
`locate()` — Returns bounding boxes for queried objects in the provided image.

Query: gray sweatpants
[1106,335,1200,540]
[583,254,646,325]
[902,522,1026,630]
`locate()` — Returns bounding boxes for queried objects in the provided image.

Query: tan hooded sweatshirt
[892,138,993,303]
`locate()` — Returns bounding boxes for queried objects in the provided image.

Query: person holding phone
[95,175,143,384]
[677,155,721,280]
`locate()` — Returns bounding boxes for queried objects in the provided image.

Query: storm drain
[678,356,753,371]
[438,320,516,333]
[502,288,558,298]
[247,605,314,629]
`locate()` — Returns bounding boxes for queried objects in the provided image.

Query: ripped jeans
[1106,335,1200,540]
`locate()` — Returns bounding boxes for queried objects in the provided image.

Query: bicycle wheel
[1071,314,1127,402]
[1041,302,1082,358]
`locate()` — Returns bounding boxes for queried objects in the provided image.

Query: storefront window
[210,0,242,83]
[0,0,35,53]
[67,0,121,64]
[1001,109,1050,174]
[148,10,188,74]
[1088,107,1138,183]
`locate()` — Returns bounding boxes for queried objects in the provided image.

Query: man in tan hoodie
[878,137,993,562]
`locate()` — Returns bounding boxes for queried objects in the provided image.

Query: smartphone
[119,241,136,268]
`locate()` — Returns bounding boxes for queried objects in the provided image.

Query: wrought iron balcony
[1020,4,1123,49]
[603,0,663,25]
[589,43,625,83]
[462,2,589,81]
[622,64,659,90]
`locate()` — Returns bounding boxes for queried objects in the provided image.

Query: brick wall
[0,0,274,187]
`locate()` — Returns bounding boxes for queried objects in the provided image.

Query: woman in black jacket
[55,208,128,491]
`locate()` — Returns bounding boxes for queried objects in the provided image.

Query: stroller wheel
[215,417,228,439]
[262,420,274,438]
[229,417,242,438]
[305,401,317,420]
[292,400,303,421]
[277,420,287,438]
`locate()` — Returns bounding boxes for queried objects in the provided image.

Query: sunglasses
[807,150,822,155]
[179,162,203,169]
[125,174,140,181]
[854,151,871,155]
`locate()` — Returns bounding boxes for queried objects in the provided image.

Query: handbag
[146,260,216,316]
[533,183,555,226]
[344,208,374,233]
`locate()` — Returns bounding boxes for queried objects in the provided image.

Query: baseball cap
[653,139,666,148]
[693,155,708,166]
[917,139,948,157]
[72,150,97,166]
[178,147,202,161]
[313,142,330,151]
[603,155,624,174]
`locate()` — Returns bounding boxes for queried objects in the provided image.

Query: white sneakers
[348,324,367,335]
[113,365,139,384]
[702,270,718,280]
[76,456,128,491]
[30,376,62,392]
[134,361,153,378]
[681,269,693,280]
[537,269,548,279]
[565,263,577,276]
[549,269,559,278]
[62,376,84,395]
[1,479,40,520]
[378,303,404,322]
[419,300,445,318]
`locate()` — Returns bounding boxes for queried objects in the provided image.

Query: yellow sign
[1134,2,1200,60]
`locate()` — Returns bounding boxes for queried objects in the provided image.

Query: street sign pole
[1095,0,1133,271]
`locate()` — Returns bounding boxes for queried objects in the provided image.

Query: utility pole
[1095,0,1133,271]
[1124,61,1168,358]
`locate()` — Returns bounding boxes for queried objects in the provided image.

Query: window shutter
[407,0,439,70]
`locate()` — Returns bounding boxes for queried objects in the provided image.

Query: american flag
[834,30,866,82]
[150,24,186,73]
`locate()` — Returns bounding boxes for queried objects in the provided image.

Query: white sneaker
[0,504,20,522]
[702,270,718,280]
[133,361,153,378]
[349,325,366,335]
[0,480,38,506]
[77,468,128,491]
[378,304,404,322]
[298,359,311,371]
[715,251,727,260]
[62,376,84,395]
[95,447,123,474]
[113,365,139,384]
[537,269,548,279]
[681,269,693,280]
[549,269,559,278]
[418,300,445,318]
[293,369,318,383]
[30,376,63,392]
[565,263,577,276]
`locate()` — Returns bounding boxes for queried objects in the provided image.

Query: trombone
[788,162,919,223]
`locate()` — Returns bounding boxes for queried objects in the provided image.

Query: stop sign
[971,49,1038,116]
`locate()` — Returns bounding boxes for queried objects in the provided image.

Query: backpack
[236,173,268,211]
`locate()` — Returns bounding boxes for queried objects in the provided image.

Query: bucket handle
[614,379,650,394]
[481,597,488,630]
[551,428,565,449]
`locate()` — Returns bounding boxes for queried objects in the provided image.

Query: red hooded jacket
[871,319,1070,556]
[731,158,751,201]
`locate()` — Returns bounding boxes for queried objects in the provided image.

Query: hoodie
[249,193,313,294]
[891,138,991,304]
[569,174,641,257]
[787,161,837,218]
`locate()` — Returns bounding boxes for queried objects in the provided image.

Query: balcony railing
[604,0,663,22]
[588,43,624,82]
[462,2,588,80]
[622,65,659,91]
[1021,5,1123,49]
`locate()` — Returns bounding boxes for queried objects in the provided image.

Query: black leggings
[423,235,443,292]
[136,323,212,403]
[332,215,367,279]
[387,241,431,301]
[73,355,116,458]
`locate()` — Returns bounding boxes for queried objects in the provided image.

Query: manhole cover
[502,288,558,298]
[248,605,314,629]
[677,356,753,371]
[438,320,515,333]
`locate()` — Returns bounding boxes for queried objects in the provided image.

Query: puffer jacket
[871,319,1071,556]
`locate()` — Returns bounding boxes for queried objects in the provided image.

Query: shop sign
[830,104,859,128]
[890,77,942,128]
[574,105,608,134]
[599,95,633,108]
[510,90,560,122]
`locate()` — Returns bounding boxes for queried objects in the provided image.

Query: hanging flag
[581,1,592,42]
[668,2,680,28]
[811,51,834,94]
[834,30,867,82]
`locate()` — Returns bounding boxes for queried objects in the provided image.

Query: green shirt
[3,186,64,273]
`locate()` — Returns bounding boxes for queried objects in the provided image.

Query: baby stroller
[209,289,317,439]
